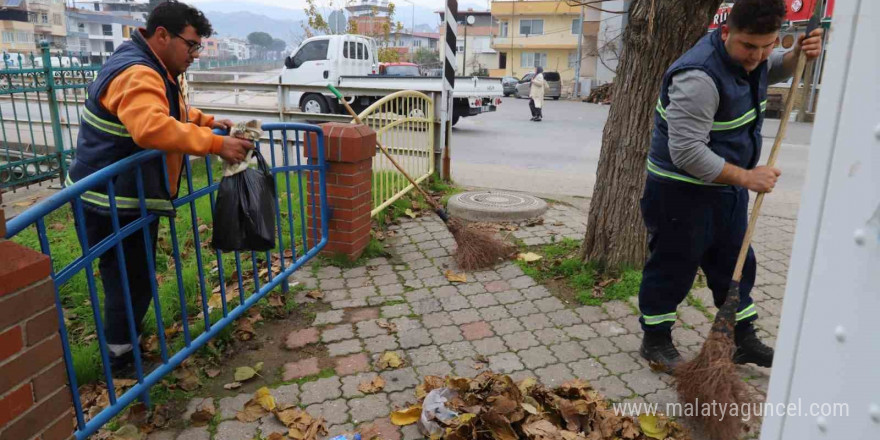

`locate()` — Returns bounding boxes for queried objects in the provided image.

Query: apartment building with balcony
[65,6,142,64]
[489,0,588,85]
[438,9,497,75]
[1,0,67,54]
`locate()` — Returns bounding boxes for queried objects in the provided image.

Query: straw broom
[326,85,513,271]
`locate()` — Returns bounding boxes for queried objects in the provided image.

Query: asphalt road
[450,97,814,218]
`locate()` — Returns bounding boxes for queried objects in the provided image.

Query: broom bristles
[449,218,514,271]
[674,285,750,440]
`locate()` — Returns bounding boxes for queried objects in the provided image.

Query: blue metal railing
[5,123,329,440]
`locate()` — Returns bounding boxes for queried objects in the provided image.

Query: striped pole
[440,0,458,180]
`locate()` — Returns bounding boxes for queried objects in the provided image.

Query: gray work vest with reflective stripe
[647,30,769,186]
[68,30,181,215]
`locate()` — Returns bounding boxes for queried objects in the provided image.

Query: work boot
[640,330,683,373]
[733,325,774,367]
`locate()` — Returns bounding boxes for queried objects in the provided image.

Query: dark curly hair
[727,0,787,34]
[145,1,213,38]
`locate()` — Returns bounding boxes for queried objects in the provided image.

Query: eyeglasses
[169,31,203,54]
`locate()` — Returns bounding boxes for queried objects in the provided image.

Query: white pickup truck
[281,34,502,125]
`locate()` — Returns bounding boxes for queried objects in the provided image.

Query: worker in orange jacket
[67,1,252,376]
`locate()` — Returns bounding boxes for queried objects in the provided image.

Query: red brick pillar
[305,122,376,261]
[0,192,74,440]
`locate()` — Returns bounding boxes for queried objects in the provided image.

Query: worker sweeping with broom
[637,0,823,372]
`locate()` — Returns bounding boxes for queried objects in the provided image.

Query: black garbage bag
[212,149,277,252]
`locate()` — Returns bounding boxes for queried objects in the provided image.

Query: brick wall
[305,123,377,261]
[0,192,74,440]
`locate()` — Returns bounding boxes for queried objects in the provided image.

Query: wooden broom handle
[732,50,810,282]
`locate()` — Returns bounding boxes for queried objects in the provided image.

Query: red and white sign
[709,0,835,30]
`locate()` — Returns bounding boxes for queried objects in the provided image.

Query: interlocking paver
[472,336,508,356]
[314,310,345,326]
[422,312,454,328]
[534,363,575,387]
[322,324,355,342]
[380,367,420,392]
[306,399,350,425]
[479,305,511,321]
[341,372,379,398]
[439,341,476,361]
[534,328,570,346]
[449,308,482,324]
[460,321,494,340]
[214,421,257,440]
[569,357,609,381]
[328,339,363,357]
[488,352,525,374]
[518,345,557,369]
[431,325,463,345]
[503,331,539,351]
[398,327,432,349]
[300,376,343,405]
[507,300,540,317]
[492,318,525,335]
[408,345,443,366]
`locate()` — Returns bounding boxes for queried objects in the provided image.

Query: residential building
[346,0,391,39]
[595,0,624,85]
[217,37,251,61]
[65,7,143,64]
[388,31,438,60]
[489,0,582,84]
[200,36,219,59]
[438,9,497,76]
[0,0,67,54]
[76,0,148,22]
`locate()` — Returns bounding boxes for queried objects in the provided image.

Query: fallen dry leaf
[376,351,405,370]
[445,270,467,283]
[173,368,200,392]
[390,404,421,426]
[234,319,256,341]
[638,414,669,439]
[190,399,215,427]
[235,400,267,423]
[198,224,209,233]
[305,290,324,300]
[223,382,242,390]
[517,252,543,263]
[267,294,284,308]
[404,208,418,219]
[357,376,386,394]
[255,387,276,411]
[234,366,258,382]
[266,433,285,440]
[376,319,398,333]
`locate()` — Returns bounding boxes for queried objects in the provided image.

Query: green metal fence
[0,41,100,191]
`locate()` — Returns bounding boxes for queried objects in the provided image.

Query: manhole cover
[447,191,548,222]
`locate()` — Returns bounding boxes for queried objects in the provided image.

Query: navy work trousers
[82,209,159,347]
[638,175,759,332]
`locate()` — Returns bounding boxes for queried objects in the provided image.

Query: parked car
[424,68,442,77]
[515,71,562,100]
[502,76,518,97]
[378,62,421,76]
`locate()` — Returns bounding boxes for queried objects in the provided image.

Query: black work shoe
[733,327,774,367]
[640,331,683,374]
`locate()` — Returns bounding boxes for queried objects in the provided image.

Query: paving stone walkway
[149,202,795,440]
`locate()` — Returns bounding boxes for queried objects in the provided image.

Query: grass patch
[276,367,336,388]
[514,238,642,306]
[10,157,313,387]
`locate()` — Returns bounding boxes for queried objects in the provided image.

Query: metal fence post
[41,41,68,187]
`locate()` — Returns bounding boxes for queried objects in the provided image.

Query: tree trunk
[580,0,723,269]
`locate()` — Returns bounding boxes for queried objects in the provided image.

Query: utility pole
[574,5,584,97]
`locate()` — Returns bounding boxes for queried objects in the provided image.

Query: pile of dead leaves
[391,371,691,440]
[234,387,328,439]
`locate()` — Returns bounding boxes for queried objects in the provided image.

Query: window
[53,13,62,26]
[16,32,31,43]
[499,21,508,37]
[102,24,112,36]
[2,32,13,43]
[356,42,365,59]
[413,39,421,47]
[29,13,38,24]
[93,3,100,11]
[572,18,581,35]
[499,52,507,69]
[519,19,543,36]
[361,43,370,60]
[292,39,329,67]
[78,23,85,32]
[520,52,547,68]
[569,51,578,68]
[41,13,49,24]
[456,44,464,53]
[104,41,114,52]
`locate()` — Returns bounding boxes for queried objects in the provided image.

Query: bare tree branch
[564,0,628,14]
